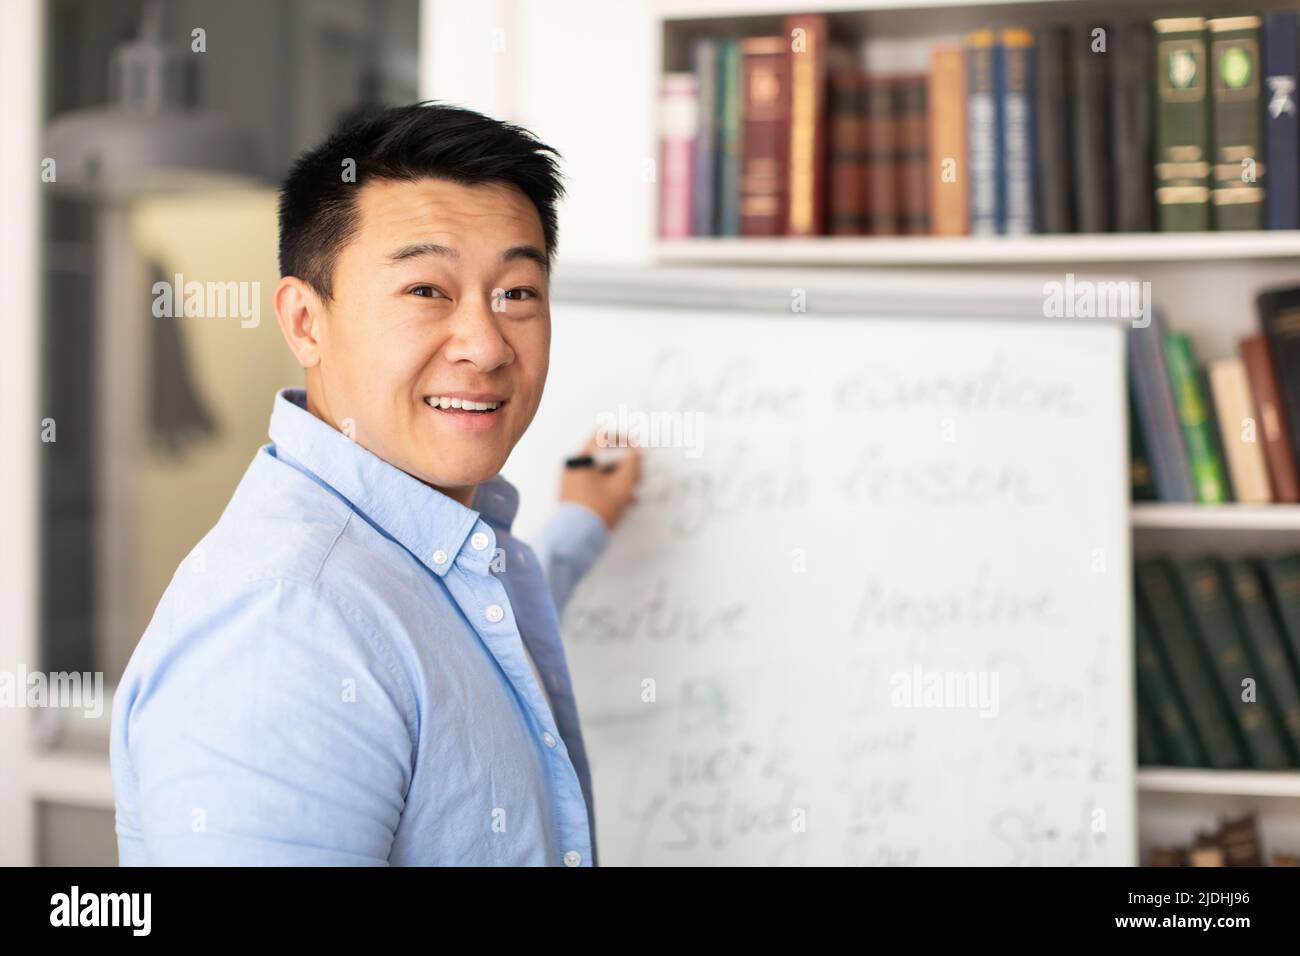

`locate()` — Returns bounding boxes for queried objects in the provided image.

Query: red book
[658,73,697,239]
[895,75,929,234]
[864,76,898,235]
[740,36,790,236]
[1241,334,1300,502]
[827,60,866,235]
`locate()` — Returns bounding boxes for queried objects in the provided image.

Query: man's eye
[502,288,536,301]
[409,285,444,299]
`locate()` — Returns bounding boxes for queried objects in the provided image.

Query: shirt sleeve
[114,576,417,865]
[528,501,609,616]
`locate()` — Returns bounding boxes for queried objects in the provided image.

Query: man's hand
[559,433,642,530]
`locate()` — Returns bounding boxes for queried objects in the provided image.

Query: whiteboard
[507,268,1134,866]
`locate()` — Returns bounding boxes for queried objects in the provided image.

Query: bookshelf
[650,0,1300,866]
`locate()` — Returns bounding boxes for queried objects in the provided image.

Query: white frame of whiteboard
[543,263,1138,866]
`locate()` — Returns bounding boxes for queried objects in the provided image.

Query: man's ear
[274,276,326,369]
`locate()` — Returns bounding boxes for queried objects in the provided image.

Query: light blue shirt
[111,387,608,866]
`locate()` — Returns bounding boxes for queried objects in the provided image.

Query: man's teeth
[425,396,502,411]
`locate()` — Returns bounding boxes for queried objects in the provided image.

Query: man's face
[309,177,551,500]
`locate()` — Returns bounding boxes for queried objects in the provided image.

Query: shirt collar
[267,387,518,576]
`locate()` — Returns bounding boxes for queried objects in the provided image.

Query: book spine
[691,38,719,237]
[740,38,791,236]
[999,28,1035,234]
[1173,559,1292,769]
[1257,287,1300,487]
[1137,706,1164,765]
[716,39,743,236]
[1226,560,1300,763]
[1112,22,1155,231]
[1263,12,1300,230]
[1210,16,1265,230]
[1240,334,1300,501]
[1199,364,1236,501]
[1129,313,1197,501]
[896,76,929,234]
[1137,559,1247,769]
[967,31,1001,235]
[1208,356,1273,502]
[785,15,829,237]
[930,47,968,235]
[1129,382,1158,499]
[1164,331,1229,502]
[828,66,866,235]
[1136,604,1204,766]
[1155,17,1211,231]
[1259,556,1300,700]
[1034,27,1073,233]
[1071,23,1113,232]
[658,73,698,239]
[864,77,899,235]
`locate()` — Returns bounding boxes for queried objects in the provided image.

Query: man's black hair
[278,102,564,301]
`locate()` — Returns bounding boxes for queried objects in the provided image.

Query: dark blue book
[999,28,1036,234]
[967,30,1003,235]
[1263,12,1299,230]
[1129,308,1197,502]
[691,37,719,237]
[715,38,743,236]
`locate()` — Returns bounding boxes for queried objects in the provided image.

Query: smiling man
[110,103,640,866]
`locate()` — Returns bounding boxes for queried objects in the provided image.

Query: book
[784,14,829,237]
[1034,26,1073,233]
[1199,364,1235,501]
[1225,559,1300,762]
[828,55,866,235]
[1136,558,1247,769]
[1207,356,1273,502]
[1071,23,1112,232]
[1129,311,1197,501]
[896,75,929,234]
[967,30,1001,235]
[691,38,720,237]
[1137,703,1164,765]
[740,37,790,236]
[929,46,969,235]
[1258,555,1300,692]
[1164,331,1229,503]
[716,39,744,236]
[658,73,698,239]
[1257,286,1300,484]
[1129,381,1158,500]
[1172,559,1292,769]
[999,28,1035,234]
[1240,334,1300,501]
[1209,16,1265,230]
[864,76,899,234]
[1262,12,1299,230]
[1136,603,1204,766]
[1155,17,1212,231]
[1111,22,1155,231]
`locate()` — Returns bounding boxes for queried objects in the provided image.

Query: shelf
[655,233,1300,266]
[656,0,1075,17]
[1131,504,1300,532]
[1138,767,1300,798]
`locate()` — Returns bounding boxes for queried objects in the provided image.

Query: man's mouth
[424,395,504,413]
[422,394,507,430]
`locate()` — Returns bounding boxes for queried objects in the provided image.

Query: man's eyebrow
[386,242,458,262]
[502,244,550,272]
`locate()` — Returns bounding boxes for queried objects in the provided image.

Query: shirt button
[542,732,557,748]
[432,549,449,566]
[470,531,490,551]
[485,604,504,623]
[563,850,582,867]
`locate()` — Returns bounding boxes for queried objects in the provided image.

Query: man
[110,103,640,866]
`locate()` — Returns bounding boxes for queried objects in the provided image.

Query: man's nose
[442,292,514,370]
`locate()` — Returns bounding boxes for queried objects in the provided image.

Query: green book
[1138,702,1164,765]
[1258,555,1300,690]
[715,39,743,236]
[1136,604,1204,766]
[1209,16,1265,230]
[1224,559,1300,763]
[1155,17,1211,230]
[1171,559,1292,768]
[1164,332,1229,502]
[1136,559,1247,768]
[1129,383,1158,500]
